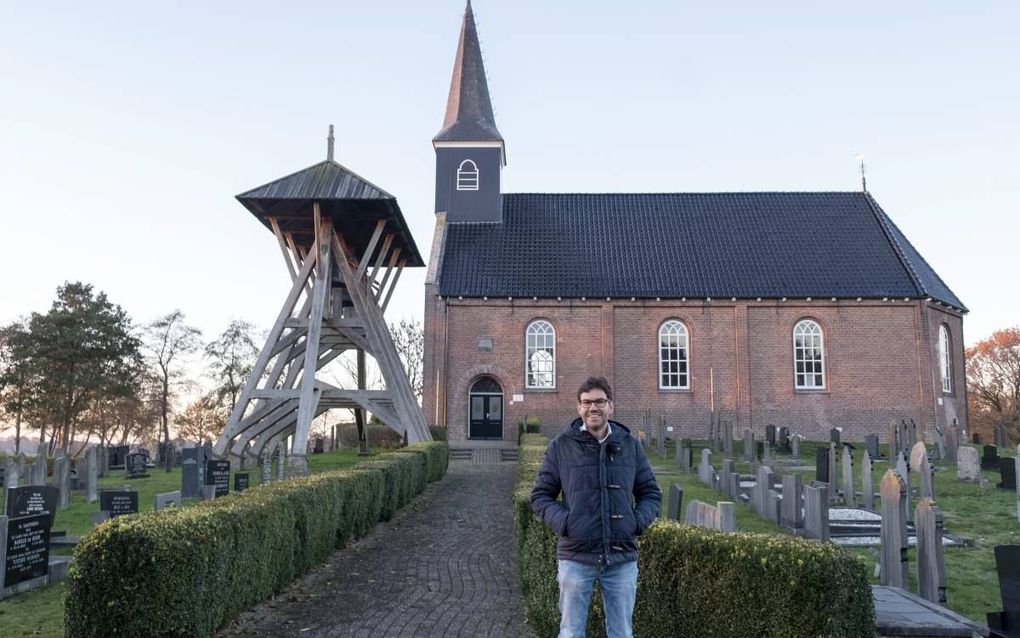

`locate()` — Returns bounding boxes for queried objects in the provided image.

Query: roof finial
[856,153,867,192]
[327,124,335,161]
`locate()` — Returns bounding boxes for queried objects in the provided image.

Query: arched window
[526,320,555,388]
[793,319,825,389]
[659,320,690,389]
[939,324,952,393]
[456,159,479,191]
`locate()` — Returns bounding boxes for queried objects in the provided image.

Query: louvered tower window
[456,159,479,191]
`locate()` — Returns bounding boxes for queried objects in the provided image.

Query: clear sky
[1,1,1017,346]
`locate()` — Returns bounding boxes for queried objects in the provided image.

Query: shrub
[337,423,405,449]
[513,435,874,638]
[428,425,448,441]
[65,443,449,638]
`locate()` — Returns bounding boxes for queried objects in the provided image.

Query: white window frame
[793,319,825,389]
[658,320,690,389]
[456,159,479,191]
[938,324,952,394]
[525,320,555,389]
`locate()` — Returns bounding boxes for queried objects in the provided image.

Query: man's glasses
[579,398,609,408]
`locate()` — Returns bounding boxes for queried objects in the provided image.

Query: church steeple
[434,0,503,146]
[434,1,504,224]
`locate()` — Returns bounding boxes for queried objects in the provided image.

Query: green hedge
[514,436,874,638]
[65,442,449,638]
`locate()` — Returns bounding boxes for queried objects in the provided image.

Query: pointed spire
[327,124,335,161]
[434,1,503,143]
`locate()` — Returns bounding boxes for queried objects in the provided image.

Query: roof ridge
[860,191,925,297]
[237,159,394,200]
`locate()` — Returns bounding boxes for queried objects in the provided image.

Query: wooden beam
[381,259,406,313]
[270,218,299,282]
[368,233,394,284]
[355,220,387,280]
[375,247,402,302]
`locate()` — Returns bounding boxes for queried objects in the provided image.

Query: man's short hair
[577,376,613,402]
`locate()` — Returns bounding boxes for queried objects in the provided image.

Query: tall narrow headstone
[674,435,682,464]
[803,484,828,541]
[261,450,272,484]
[743,429,754,461]
[830,428,841,446]
[697,449,714,486]
[667,483,683,521]
[880,470,908,588]
[865,434,880,461]
[828,443,838,501]
[86,446,99,503]
[766,424,776,447]
[842,446,856,507]
[56,456,71,510]
[754,466,774,516]
[888,420,901,461]
[721,459,735,496]
[862,451,875,511]
[30,455,47,486]
[895,452,911,520]
[4,461,19,489]
[919,454,935,500]
[915,498,947,605]
[956,446,979,480]
[276,442,287,481]
[777,426,791,454]
[780,473,803,529]
[816,446,830,483]
[909,441,927,474]
[945,423,959,463]
[679,440,692,474]
[723,421,733,456]
[762,440,774,465]
[791,434,800,458]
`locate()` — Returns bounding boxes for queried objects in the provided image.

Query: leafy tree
[177,393,225,443]
[205,320,259,414]
[967,327,1020,440]
[143,311,201,469]
[22,282,141,452]
[0,320,35,453]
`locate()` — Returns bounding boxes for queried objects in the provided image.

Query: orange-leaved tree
[966,327,1020,441]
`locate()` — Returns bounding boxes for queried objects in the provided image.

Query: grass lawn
[0,448,368,637]
[646,439,1013,625]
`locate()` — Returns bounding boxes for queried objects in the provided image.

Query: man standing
[530,377,661,638]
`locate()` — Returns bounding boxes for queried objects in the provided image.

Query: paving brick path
[219,462,533,637]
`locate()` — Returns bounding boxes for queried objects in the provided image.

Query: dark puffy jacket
[530,418,661,565]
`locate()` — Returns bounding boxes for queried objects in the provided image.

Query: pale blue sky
[1,1,1017,345]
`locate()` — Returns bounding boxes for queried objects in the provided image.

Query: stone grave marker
[919,454,935,500]
[895,452,911,519]
[983,445,1001,470]
[181,447,208,498]
[55,456,71,510]
[5,485,58,530]
[973,432,982,445]
[674,435,682,464]
[0,512,52,600]
[107,445,129,470]
[697,449,714,486]
[720,459,735,496]
[996,424,1010,449]
[125,452,149,479]
[753,466,773,516]
[915,498,947,605]
[830,428,841,446]
[726,470,740,499]
[29,455,47,486]
[722,420,733,456]
[99,490,138,518]
[313,437,324,454]
[842,446,856,507]
[154,491,181,511]
[684,500,735,532]
[780,473,802,529]
[762,440,774,465]
[678,441,692,474]
[865,434,880,461]
[957,447,980,480]
[3,462,18,490]
[880,469,908,588]
[755,440,764,461]
[261,450,272,483]
[828,444,838,500]
[998,458,1017,492]
[815,446,830,483]
[86,446,99,503]
[276,442,287,481]
[932,425,946,461]
[910,442,927,474]
[777,426,791,454]
[765,424,776,448]
[803,484,828,541]
[987,545,1020,636]
[862,451,875,511]
[233,473,250,493]
[667,483,683,521]
[945,423,959,463]
[791,434,800,458]
[205,460,230,498]
[888,420,901,461]
[905,419,918,448]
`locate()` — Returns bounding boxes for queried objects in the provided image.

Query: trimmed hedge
[514,435,874,638]
[65,442,449,638]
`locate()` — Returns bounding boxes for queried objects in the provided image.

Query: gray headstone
[56,456,71,510]
[830,428,841,446]
[766,424,776,447]
[791,434,800,458]
[957,447,980,481]
[888,420,900,461]
[919,454,935,500]
[743,428,754,461]
[780,473,803,529]
[86,446,99,503]
[276,442,287,481]
[154,491,182,511]
[880,470,908,588]
[828,443,838,502]
[3,460,17,489]
[862,452,875,511]
[721,459,735,496]
[678,441,692,474]
[180,447,207,499]
[767,489,781,524]
[697,449,713,486]
[261,450,273,483]
[816,446,830,483]
[909,442,927,474]
[915,498,947,605]
[842,446,856,508]
[30,455,47,486]
[667,483,683,521]
[777,426,791,454]
[803,484,828,541]
[865,434,880,461]
[945,424,959,463]
[754,466,773,517]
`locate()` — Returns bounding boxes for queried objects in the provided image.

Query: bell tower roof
[433,1,503,144]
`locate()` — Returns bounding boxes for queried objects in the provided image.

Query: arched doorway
[469,376,503,440]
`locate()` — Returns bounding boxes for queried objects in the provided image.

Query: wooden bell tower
[213,127,430,476]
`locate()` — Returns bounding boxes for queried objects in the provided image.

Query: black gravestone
[5,485,59,529]
[988,545,1020,638]
[4,513,51,589]
[974,433,983,445]
[830,428,841,445]
[181,447,208,498]
[667,483,683,521]
[765,425,776,447]
[816,446,830,483]
[125,453,149,479]
[233,473,250,493]
[999,459,1018,492]
[99,490,138,518]
[777,427,791,454]
[313,438,324,454]
[107,445,129,470]
[205,460,230,498]
[984,445,1002,471]
[755,441,764,460]
[865,434,880,460]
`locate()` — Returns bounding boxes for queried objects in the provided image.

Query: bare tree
[205,319,259,414]
[390,318,424,404]
[143,311,201,470]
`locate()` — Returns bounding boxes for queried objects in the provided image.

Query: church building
[422,3,967,450]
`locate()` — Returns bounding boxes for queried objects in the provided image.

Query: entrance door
[469,377,503,439]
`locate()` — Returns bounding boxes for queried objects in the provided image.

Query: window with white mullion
[938,324,952,394]
[659,320,689,389]
[526,320,555,389]
[793,320,825,389]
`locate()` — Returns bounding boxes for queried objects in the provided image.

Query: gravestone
[915,498,947,605]
[276,442,287,481]
[777,426,791,454]
[678,441,692,474]
[895,452,911,519]
[722,420,733,456]
[830,428,841,446]
[862,451,875,511]
[933,425,946,461]
[880,470,908,588]
[125,453,149,479]
[154,491,181,511]
[791,434,800,458]
[753,466,774,516]
[55,457,71,510]
[910,442,928,474]
[4,485,58,529]
[803,484,828,541]
[762,440,774,465]
[674,435,682,464]
[828,444,838,499]
[720,459,735,496]
[945,423,959,463]
[3,462,18,489]
[888,420,901,461]
[987,545,1020,637]
[313,438,324,454]
[726,470,740,499]
[842,446,856,507]
[984,445,1002,471]
[973,433,982,445]
[999,458,1017,492]
[755,441,764,461]
[261,450,272,484]
[815,446,830,483]
[1,513,52,599]
[205,460,230,498]
[780,473,803,529]
[919,454,935,500]
[667,483,683,521]
[233,473,250,493]
[29,455,47,486]
[181,447,208,499]
[697,449,714,486]
[684,500,735,532]
[99,490,138,518]
[86,446,99,503]
[865,434,880,461]
[996,425,1010,449]
[107,445,129,470]
[765,424,776,447]
[957,447,980,481]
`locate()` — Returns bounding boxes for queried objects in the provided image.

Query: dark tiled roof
[237,160,393,201]
[433,1,503,143]
[437,192,966,309]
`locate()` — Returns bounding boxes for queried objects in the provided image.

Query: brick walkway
[219,463,533,638]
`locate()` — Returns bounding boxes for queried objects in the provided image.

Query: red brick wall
[423,295,968,443]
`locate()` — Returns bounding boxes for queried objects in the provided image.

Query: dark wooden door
[469,394,503,439]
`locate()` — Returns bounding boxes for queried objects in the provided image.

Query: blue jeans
[557,559,638,638]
